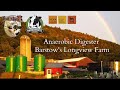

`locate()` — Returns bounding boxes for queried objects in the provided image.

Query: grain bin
[15,55,27,72]
[6,56,16,72]
[34,54,46,71]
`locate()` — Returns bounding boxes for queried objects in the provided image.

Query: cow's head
[33,16,41,25]
[28,16,42,28]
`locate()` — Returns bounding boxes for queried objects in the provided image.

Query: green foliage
[59,73,65,78]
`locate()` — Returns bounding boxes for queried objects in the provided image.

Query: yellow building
[20,35,31,61]
[114,61,120,72]
[110,61,120,76]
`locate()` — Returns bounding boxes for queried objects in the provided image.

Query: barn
[45,63,63,78]
[56,57,95,68]
[0,60,6,69]
[74,57,95,67]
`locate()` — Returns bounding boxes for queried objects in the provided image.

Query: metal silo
[15,55,27,72]
[6,56,16,72]
[34,54,46,71]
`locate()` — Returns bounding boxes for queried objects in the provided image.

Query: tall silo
[20,35,31,61]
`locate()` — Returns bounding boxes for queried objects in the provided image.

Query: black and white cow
[27,15,43,33]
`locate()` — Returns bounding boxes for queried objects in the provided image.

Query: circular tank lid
[16,54,27,57]
[20,35,30,39]
[34,54,45,57]
[36,54,42,56]
[7,55,15,58]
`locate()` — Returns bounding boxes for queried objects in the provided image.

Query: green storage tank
[34,54,46,71]
[15,55,27,72]
[6,56,16,72]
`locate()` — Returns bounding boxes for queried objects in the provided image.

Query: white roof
[64,65,76,67]
[56,57,87,63]
[64,63,76,67]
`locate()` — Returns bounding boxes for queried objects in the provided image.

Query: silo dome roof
[20,35,30,39]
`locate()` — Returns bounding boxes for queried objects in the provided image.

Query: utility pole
[101,61,103,74]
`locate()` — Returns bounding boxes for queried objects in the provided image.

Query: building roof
[56,57,95,63]
[45,63,63,68]
[20,35,30,39]
[27,61,34,66]
[0,60,5,68]
[56,57,87,63]
[0,64,4,68]
[0,60,6,64]
[64,63,76,68]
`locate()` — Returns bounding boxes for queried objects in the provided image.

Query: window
[48,69,51,74]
